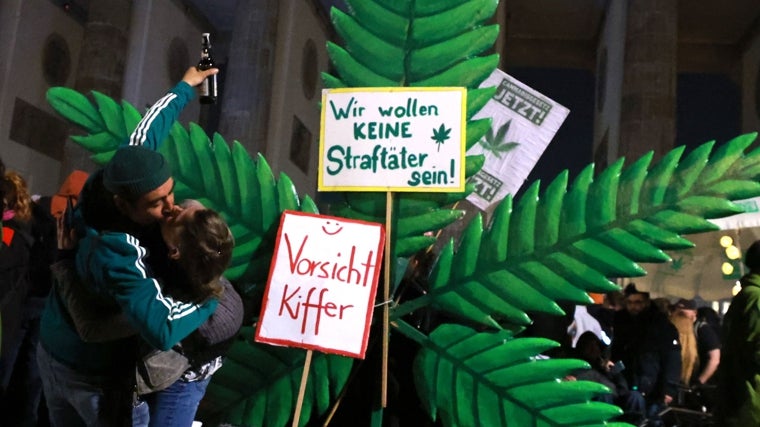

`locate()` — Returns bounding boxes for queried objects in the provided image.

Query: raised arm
[127,66,217,150]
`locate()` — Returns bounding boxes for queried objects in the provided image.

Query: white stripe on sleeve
[129,92,178,146]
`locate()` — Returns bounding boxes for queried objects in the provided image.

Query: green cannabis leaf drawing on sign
[431,123,452,152]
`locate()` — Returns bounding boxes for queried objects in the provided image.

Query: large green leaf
[46,87,107,134]
[392,135,760,328]
[409,323,624,427]
[198,327,353,427]
[46,87,123,163]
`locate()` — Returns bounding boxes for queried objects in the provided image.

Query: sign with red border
[254,211,385,358]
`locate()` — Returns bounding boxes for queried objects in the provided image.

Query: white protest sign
[319,87,466,192]
[255,211,385,359]
[466,70,570,211]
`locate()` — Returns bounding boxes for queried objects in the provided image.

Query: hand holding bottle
[182,66,219,88]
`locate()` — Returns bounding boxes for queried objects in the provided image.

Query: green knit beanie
[103,146,172,199]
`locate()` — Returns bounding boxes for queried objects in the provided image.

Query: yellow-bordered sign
[318,87,467,192]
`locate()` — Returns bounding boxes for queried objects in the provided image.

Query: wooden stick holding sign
[255,211,385,422]
[292,350,313,427]
[382,191,392,407]
[317,86,466,408]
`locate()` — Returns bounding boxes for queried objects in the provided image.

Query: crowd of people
[1,64,245,427]
[562,262,760,426]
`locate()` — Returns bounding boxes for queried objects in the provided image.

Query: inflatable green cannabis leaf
[46,0,760,425]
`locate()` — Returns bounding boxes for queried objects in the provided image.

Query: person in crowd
[136,199,240,427]
[696,306,721,341]
[673,298,720,388]
[0,170,88,427]
[715,240,760,425]
[55,199,240,427]
[671,298,721,414]
[611,283,681,426]
[0,171,34,398]
[569,331,646,423]
[37,65,219,426]
[669,307,697,387]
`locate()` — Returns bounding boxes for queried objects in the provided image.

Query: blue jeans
[133,400,150,427]
[37,343,134,427]
[143,377,211,427]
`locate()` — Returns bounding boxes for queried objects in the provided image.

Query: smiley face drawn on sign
[322,220,343,236]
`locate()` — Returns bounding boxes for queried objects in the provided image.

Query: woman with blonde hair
[670,309,697,386]
[2,171,32,222]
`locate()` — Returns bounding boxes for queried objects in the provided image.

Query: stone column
[619,0,678,161]
[218,0,279,155]
[62,0,133,177]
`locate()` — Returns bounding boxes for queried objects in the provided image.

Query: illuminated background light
[722,262,735,275]
[726,245,742,260]
[732,281,742,296]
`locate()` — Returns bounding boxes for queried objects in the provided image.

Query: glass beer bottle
[198,32,217,104]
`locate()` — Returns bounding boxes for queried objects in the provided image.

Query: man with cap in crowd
[38,65,219,427]
[716,239,760,426]
[611,283,682,426]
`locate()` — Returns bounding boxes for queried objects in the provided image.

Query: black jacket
[612,305,682,400]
